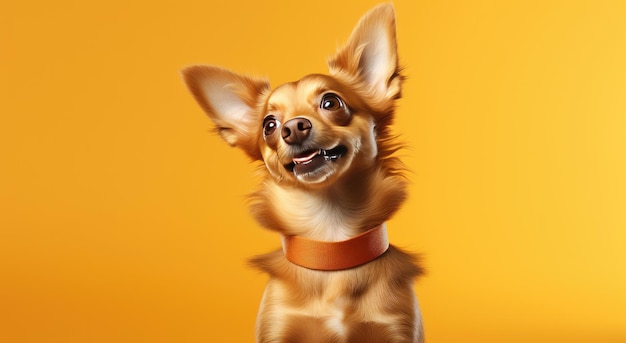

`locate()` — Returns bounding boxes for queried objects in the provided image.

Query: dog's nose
[282,117,312,145]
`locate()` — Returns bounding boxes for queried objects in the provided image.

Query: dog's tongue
[293,150,320,164]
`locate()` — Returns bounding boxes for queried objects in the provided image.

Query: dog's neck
[281,223,389,270]
[249,162,407,242]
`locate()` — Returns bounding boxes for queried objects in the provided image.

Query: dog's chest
[316,294,350,337]
[261,274,394,338]
[292,289,357,339]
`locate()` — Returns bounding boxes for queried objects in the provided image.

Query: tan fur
[182,4,424,342]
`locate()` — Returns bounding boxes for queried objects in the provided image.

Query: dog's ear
[181,65,269,160]
[328,3,402,102]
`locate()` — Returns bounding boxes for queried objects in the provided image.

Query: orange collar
[281,223,389,271]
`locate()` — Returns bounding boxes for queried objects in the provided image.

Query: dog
[182,3,424,342]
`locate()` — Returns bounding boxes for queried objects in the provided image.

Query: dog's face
[182,4,401,188]
[259,74,379,185]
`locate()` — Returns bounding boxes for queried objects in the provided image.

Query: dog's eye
[320,93,351,125]
[263,116,279,137]
[320,93,344,111]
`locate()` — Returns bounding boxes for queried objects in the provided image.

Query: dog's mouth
[284,145,348,176]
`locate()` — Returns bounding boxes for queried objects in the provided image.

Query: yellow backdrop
[2,1,625,342]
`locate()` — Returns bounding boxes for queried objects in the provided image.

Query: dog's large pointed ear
[181,65,269,160]
[328,3,402,102]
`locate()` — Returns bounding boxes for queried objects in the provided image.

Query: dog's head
[182,4,402,188]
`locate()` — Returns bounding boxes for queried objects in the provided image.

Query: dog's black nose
[282,117,312,145]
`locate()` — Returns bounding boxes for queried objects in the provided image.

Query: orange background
[2,1,626,342]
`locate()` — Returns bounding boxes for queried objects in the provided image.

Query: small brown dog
[182,3,424,342]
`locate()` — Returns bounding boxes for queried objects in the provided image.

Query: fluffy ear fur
[328,3,402,102]
[181,65,269,160]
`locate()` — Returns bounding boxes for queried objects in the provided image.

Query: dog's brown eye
[320,93,344,111]
[320,93,350,125]
[263,116,279,137]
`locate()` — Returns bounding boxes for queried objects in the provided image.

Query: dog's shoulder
[248,249,291,278]
[380,245,425,283]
